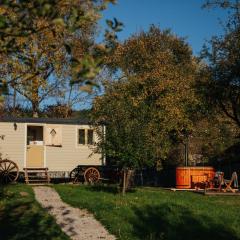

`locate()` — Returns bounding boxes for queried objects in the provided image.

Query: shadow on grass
[86,184,120,194]
[0,199,67,240]
[131,203,238,240]
[86,184,137,194]
[0,185,4,199]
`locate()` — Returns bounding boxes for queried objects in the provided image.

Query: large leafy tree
[0,0,122,115]
[93,26,199,169]
[202,0,240,127]
[2,11,92,116]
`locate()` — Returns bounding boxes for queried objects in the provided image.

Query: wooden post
[122,169,126,195]
[121,169,135,195]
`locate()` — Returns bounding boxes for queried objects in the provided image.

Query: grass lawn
[0,184,69,240]
[54,185,240,240]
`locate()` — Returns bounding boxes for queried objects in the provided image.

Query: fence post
[122,169,126,195]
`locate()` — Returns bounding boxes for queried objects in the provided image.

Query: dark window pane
[87,130,94,145]
[78,129,85,144]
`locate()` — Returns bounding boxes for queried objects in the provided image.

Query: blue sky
[99,0,228,56]
[31,1,230,110]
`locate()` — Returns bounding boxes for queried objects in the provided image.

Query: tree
[2,14,88,117]
[0,0,122,115]
[202,0,240,127]
[93,26,199,170]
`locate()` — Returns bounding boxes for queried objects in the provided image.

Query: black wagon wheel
[70,167,84,183]
[0,159,19,184]
[84,167,100,184]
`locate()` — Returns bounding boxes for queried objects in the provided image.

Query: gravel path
[33,186,116,240]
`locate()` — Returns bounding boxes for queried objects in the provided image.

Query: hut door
[26,126,44,168]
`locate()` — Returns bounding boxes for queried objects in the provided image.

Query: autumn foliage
[0,0,120,116]
[93,26,199,169]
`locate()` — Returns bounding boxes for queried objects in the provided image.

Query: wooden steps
[23,168,50,185]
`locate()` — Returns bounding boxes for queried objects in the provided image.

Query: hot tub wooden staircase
[23,168,50,185]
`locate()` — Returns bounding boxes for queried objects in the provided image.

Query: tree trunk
[32,101,39,118]
[12,88,16,117]
[121,169,135,195]
[0,99,3,118]
[140,170,144,186]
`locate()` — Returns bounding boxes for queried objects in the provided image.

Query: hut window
[78,129,94,145]
[87,130,94,145]
[78,129,85,144]
[27,126,43,145]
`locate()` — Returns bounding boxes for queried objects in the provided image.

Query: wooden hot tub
[176,166,215,189]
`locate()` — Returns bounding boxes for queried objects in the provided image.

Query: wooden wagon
[0,157,121,185]
[70,165,121,184]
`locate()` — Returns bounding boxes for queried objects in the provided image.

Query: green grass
[54,185,240,240]
[0,184,69,240]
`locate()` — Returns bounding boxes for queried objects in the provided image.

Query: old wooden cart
[0,158,120,184]
[70,165,121,184]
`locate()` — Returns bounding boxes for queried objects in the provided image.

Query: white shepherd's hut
[0,117,105,183]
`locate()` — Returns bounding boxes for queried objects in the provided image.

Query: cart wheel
[70,167,83,183]
[84,167,100,184]
[0,159,19,184]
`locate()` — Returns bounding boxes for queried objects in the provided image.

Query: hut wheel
[70,167,83,183]
[84,167,100,184]
[0,159,19,184]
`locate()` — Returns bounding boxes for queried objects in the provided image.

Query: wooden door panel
[26,145,44,168]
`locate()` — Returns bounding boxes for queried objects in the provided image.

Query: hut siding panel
[0,122,102,172]
[46,125,102,171]
[0,122,25,170]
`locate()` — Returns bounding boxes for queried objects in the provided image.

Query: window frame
[76,127,95,146]
[87,129,94,145]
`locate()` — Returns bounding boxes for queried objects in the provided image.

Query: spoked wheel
[0,159,19,184]
[70,167,83,183]
[84,167,100,184]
